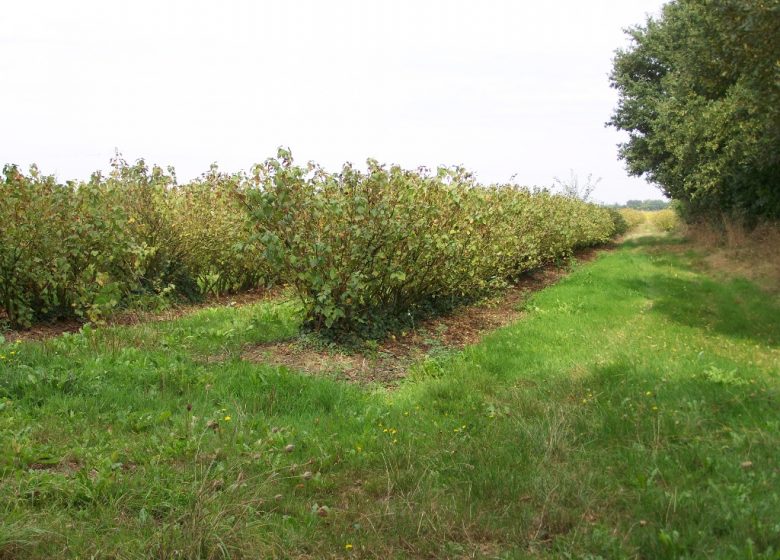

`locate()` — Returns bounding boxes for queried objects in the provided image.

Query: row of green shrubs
[0,158,268,328]
[2,150,620,335]
[618,208,646,231]
[246,150,619,338]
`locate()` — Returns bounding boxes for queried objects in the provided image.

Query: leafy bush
[0,165,134,327]
[172,166,270,296]
[618,208,646,231]
[246,150,617,338]
[100,156,193,300]
[649,209,680,232]
[607,208,630,236]
[2,151,618,333]
[0,159,271,328]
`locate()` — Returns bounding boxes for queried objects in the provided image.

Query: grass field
[1,233,778,559]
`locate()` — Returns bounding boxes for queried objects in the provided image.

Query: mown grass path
[1,236,778,559]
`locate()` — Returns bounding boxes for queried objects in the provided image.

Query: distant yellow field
[618,208,680,234]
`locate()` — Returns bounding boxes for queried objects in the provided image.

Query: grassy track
[1,235,778,559]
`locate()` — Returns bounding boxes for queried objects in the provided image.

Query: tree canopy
[609,0,780,222]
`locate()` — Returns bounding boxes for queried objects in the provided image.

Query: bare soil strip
[1,287,281,343]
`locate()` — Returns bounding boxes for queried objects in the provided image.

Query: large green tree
[609,0,780,222]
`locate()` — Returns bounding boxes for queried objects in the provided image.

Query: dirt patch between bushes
[1,288,281,343]
[4,245,611,386]
[242,247,607,385]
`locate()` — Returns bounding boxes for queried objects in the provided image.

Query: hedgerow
[246,150,617,339]
[617,208,646,231]
[0,159,268,328]
[607,208,630,236]
[648,208,680,233]
[2,151,618,333]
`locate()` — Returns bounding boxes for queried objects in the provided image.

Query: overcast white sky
[1,0,667,203]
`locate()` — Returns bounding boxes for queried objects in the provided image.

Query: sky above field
[1,0,668,203]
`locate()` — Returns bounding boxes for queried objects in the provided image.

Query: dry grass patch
[686,221,780,293]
